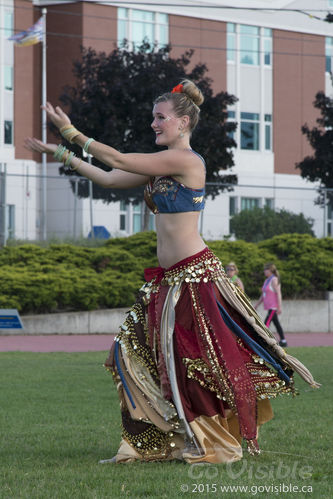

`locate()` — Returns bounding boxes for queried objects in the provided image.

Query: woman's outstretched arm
[42,103,198,177]
[24,138,149,189]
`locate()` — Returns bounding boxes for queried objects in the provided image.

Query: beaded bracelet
[53,144,79,172]
[65,151,75,167]
[59,124,81,144]
[83,137,95,154]
[53,144,67,162]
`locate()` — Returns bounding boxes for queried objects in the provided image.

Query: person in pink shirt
[254,263,287,347]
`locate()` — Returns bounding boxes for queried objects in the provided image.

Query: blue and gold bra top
[144,151,206,214]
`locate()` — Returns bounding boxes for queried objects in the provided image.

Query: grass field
[0,347,331,499]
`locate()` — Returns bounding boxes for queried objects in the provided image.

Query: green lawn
[0,348,331,498]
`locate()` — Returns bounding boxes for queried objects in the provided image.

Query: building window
[119,200,127,231]
[4,11,13,38]
[119,214,126,230]
[4,66,13,91]
[229,196,238,216]
[119,201,155,234]
[327,201,333,237]
[326,37,333,73]
[6,205,15,239]
[118,8,168,49]
[240,112,259,150]
[240,25,260,65]
[4,121,13,144]
[229,196,238,232]
[329,0,333,8]
[132,204,142,233]
[263,28,272,66]
[132,203,155,233]
[227,24,272,67]
[230,197,274,215]
[227,110,236,140]
[241,197,260,211]
[229,197,275,233]
[265,114,272,151]
[227,23,236,62]
[265,198,274,209]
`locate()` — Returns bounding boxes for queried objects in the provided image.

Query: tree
[57,41,238,229]
[296,89,333,204]
[230,206,314,242]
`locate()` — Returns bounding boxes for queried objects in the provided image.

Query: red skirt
[105,247,318,463]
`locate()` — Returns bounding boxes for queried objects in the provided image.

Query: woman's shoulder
[168,150,205,188]
[189,150,206,166]
[162,148,204,162]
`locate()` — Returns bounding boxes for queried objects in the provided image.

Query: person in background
[255,263,287,347]
[226,262,244,292]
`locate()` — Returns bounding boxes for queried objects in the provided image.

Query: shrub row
[209,234,333,299]
[0,232,331,314]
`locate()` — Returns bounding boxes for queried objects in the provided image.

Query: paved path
[0,333,332,352]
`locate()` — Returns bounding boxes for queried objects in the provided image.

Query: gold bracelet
[59,124,73,133]
[62,150,70,164]
[59,124,81,144]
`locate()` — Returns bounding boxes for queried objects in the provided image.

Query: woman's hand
[24,137,57,155]
[42,102,71,130]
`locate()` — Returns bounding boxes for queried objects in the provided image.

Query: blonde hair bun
[154,79,204,131]
[180,79,204,107]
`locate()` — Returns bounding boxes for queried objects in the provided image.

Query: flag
[8,16,43,47]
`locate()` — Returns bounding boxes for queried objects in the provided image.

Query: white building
[1,0,332,243]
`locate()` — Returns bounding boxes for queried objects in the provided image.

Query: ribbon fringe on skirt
[104,247,319,464]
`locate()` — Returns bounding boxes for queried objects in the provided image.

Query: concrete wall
[2,295,332,335]
[255,294,333,334]
[11,308,128,336]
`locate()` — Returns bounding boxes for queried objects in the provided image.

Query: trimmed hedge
[0,232,331,314]
[229,206,314,242]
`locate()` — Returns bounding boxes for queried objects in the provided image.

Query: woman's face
[264,268,272,277]
[226,266,236,277]
[151,101,183,147]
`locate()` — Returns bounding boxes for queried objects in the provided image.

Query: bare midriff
[155,211,206,269]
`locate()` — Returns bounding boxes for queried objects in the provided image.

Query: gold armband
[60,124,81,144]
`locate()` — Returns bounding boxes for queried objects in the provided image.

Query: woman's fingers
[24,137,39,151]
[24,137,56,154]
[45,102,55,114]
[40,102,71,128]
[42,102,55,117]
[55,106,71,124]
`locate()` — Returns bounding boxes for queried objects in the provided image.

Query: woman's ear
[181,115,190,129]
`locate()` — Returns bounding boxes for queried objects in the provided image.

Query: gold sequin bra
[144,175,205,214]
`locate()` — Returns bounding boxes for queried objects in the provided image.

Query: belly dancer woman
[25,79,319,464]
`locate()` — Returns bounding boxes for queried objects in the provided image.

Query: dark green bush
[230,206,314,242]
[258,234,333,298]
[0,232,331,314]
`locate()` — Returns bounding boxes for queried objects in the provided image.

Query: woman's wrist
[59,124,82,144]
[83,137,95,153]
[53,144,81,172]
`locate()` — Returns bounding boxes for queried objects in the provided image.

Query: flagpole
[41,8,47,240]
